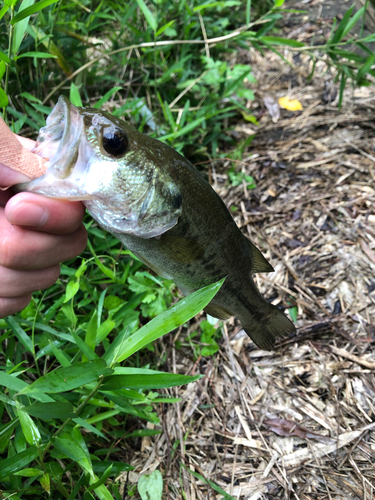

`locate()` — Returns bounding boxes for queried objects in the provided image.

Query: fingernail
[7,202,49,227]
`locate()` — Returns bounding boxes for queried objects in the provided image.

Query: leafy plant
[186,319,222,358]
[228,169,256,189]
[0,279,224,498]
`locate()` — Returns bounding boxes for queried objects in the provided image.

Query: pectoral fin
[158,234,204,264]
[247,240,274,273]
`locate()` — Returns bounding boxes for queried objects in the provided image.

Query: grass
[0,0,375,497]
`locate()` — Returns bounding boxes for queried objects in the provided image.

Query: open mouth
[32,96,84,179]
[15,96,90,200]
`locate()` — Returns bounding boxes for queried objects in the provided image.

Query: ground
[119,5,375,499]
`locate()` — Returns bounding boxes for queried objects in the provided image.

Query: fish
[18,96,296,350]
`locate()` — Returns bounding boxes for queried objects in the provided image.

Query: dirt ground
[120,5,375,499]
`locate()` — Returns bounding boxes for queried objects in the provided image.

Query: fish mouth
[33,95,84,179]
[16,96,89,199]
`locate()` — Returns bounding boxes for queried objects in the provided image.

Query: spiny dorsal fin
[247,240,274,274]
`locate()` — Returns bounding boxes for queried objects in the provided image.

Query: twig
[331,346,375,369]
[198,12,210,59]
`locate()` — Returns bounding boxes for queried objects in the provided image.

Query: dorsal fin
[247,240,274,273]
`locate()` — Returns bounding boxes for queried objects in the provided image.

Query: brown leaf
[264,418,331,443]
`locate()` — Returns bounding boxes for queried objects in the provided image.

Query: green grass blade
[182,464,236,499]
[83,311,98,362]
[342,6,365,39]
[6,316,33,353]
[258,36,305,48]
[155,20,175,37]
[0,371,54,402]
[93,481,115,500]
[70,82,83,107]
[0,446,39,480]
[246,0,251,25]
[159,116,206,141]
[0,61,5,80]
[0,4,9,22]
[96,319,116,344]
[88,464,113,491]
[11,0,34,55]
[0,371,29,393]
[357,52,375,83]
[54,432,93,475]
[17,410,41,446]
[0,51,11,64]
[92,461,133,474]
[101,373,201,391]
[93,86,122,109]
[135,0,157,31]
[0,88,8,107]
[361,33,375,42]
[20,359,112,394]
[116,278,224,362]
[11,0,58,25]
[331,5,354,44]
[73,417,107,439]
[288,306,298,322]
[71,331,98,361]
[20,402,76,420]
[15,51,57,59]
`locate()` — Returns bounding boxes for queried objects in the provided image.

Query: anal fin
[204,304,232,320]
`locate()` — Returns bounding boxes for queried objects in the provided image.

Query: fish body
[19,96,295,350]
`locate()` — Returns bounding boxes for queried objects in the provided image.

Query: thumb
[0,117,46,189]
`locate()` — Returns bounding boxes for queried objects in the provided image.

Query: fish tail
[241,301,296,350]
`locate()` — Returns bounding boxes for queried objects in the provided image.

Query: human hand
[0,135,87,318]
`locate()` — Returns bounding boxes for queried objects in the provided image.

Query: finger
[0,264,60,298]
[5,192,86,235]
[0,163,32,187]
[0,295,31,319]
[0,211,87,270]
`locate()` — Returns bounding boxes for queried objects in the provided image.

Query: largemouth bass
[19,96,295,350]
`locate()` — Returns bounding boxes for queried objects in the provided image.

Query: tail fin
[241,303,296,350]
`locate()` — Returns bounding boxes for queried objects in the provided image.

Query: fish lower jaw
[84,198,179,239]
[15,174,93,201]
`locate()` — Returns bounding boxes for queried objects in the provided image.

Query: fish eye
[102,128,128,157]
